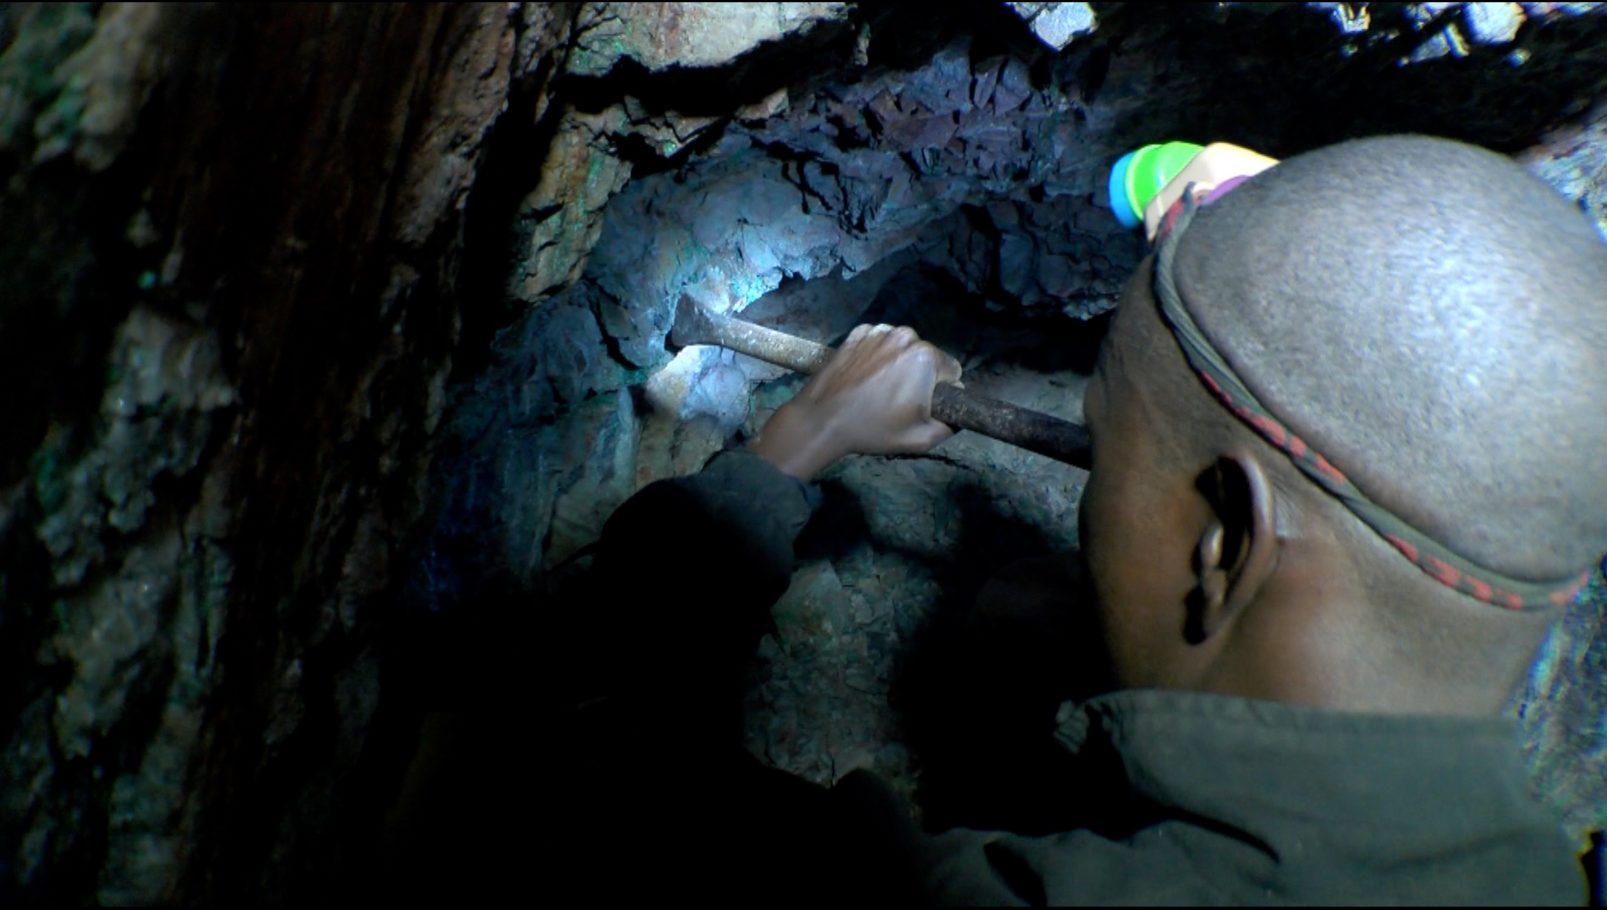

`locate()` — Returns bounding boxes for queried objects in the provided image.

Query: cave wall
[0,3,548,902]
[2,2,1605,903]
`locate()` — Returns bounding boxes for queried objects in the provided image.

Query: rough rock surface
[1519,98,1607,241]
[1,3,536,903]
[1009,2,1099,51]
[1511,98,1607,852]
[567,2,851,75]
[4,1,1607,902]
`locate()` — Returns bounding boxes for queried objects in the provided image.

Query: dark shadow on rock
[855,262,1111,379]
[888,480,1113,836]
[1085,3,1607,160]
[355,561,628,904]
[795,475,874,565]
[738,251,923,348]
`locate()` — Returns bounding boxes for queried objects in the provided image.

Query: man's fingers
[935,349,963,386]
[898,418,955,453]
[843,323,895,355]
[910,340,963,386]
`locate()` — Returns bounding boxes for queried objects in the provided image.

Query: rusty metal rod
[668,295,1091,469]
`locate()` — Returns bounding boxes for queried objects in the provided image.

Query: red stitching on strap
[1312,454,1347,484]
[1386,534,1419,563]
[1425,557,1461,588]
[1250,413,1287,447]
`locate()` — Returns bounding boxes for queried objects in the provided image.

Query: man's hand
[750,323,963,481]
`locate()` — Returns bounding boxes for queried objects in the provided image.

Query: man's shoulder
[923,690,1584,905]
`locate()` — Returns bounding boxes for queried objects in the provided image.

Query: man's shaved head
[1078,135,1607,713]
[1174,135,1607,586]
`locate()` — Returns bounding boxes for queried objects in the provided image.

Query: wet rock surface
[3,1,1607,902]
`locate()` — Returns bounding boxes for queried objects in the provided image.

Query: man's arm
[546,323,963,902]
[560,321,963,718]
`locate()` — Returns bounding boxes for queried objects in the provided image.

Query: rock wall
[2,2,1605,903]
[0,3,546,902]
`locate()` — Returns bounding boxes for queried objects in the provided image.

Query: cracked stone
[514,105,633,302]
[568,2,851,76]
[1023,3,1098,51]
[1464,1,1525,44]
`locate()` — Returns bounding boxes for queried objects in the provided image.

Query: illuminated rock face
[2,2,1606,903]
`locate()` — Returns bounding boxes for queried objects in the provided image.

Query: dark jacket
[555,448,1585,905]
[922,689,1583,904]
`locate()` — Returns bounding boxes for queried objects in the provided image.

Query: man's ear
[1186,451,1279,644]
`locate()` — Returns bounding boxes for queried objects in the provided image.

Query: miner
[546,135,1606,904]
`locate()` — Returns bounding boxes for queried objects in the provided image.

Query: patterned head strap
[1150,188,1590,610]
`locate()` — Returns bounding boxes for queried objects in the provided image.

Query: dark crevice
[452,51,570,384]
[584,281,646,372]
